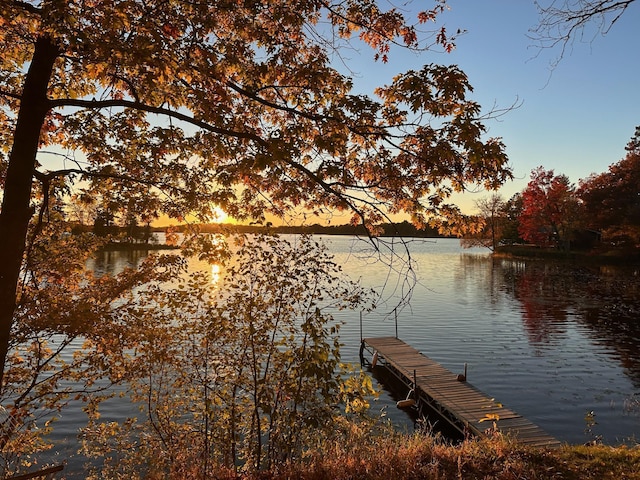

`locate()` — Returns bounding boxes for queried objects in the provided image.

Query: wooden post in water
[395,310,398,338]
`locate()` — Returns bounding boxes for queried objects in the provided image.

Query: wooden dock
[362,337,561,448]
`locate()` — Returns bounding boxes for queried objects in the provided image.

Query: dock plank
[363,337,560,448]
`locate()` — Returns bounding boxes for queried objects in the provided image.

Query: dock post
[360,311,363,342]
[395,310,398,338]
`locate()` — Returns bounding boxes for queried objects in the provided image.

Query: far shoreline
[493,245,640,266]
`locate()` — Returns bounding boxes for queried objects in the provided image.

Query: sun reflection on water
[211,264,221,284]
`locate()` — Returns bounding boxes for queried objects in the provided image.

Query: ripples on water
[49,236,640,472]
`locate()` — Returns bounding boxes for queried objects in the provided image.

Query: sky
[344,0,640,214]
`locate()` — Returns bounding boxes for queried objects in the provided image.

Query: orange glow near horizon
[152,206,235,228]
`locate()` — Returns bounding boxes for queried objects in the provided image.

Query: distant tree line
[69,211,446,247]
[196,220,444,238]
[463,127,640,253]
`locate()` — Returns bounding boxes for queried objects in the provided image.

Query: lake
[48,235,640,470]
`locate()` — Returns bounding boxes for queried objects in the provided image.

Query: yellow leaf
[479,413,500,423]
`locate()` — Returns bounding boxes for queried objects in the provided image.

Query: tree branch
[531,0,636,64]
[223,80,388,138]
[34,167,193,196]
[0,88,23,101]
[11,0,42,15]
[46,98,269,146]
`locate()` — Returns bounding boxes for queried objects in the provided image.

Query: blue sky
[345,1,640,213]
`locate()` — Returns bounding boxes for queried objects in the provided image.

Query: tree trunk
[0,36,59,389]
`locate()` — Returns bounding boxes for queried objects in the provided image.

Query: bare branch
[530,0,636,65]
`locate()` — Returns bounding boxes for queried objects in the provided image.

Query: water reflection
[211,264,221,284]
[498,261,571,346]
[494,258,640,386]
[88,248,149,275]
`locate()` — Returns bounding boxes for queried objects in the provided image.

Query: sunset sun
[212,206,229,224]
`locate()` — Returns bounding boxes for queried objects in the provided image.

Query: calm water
[48,235,640,470]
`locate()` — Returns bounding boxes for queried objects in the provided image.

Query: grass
[83,419,640,479]
[212,433,640,480]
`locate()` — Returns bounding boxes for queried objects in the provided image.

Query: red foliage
[518,167,576,247]
[578,148,640,245]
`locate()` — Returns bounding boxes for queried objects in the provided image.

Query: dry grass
[219,433,640,480]
[102,419,639,479]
